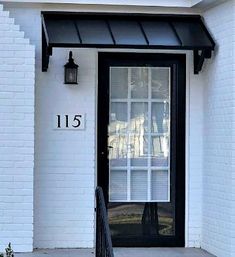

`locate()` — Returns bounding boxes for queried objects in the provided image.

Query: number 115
[56,114,82,129]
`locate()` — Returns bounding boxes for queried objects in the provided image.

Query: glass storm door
[98,53,185,247]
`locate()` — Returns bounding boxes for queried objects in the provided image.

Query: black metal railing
[95,186,114,257]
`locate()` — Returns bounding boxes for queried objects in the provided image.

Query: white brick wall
[0,4,98,249]
[4,6,97,248]
[2,2,205,252]
[232,3,235,255]
[202,1,235,257]
[186,65,204,248]
[34,48,96,248]
[0,3,35,253]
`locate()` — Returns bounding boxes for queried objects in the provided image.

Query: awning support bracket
[194,49,212,74]
[42,17,52,72]
[42,29,49,72]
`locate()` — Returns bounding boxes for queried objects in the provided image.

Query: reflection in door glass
[151,136,169,168]
[131,67,148,98]
[131,102,148,133]
[109,136,127,167]
[130,135,148,167]
[110,68,128,99]
[151,68,169,99]
[109,102,128,134]
[151,102,169,133]
[131,170,148,201]
[110,170,127,201]
[108,66,174,241]
[109,67,170,203]
[151,170,169,201]
[108,202,175,237]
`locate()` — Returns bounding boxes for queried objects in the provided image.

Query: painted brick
[33,46,96,249]
[202,1,235,257]
[0,3,35,253]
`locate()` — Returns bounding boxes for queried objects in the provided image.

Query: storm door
[98,53,185,247]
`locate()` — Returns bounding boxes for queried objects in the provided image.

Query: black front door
[98,53,185,247]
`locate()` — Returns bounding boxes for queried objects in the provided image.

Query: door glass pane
[108,202,175,237]
[109,136,127,167]
[131,102,148,133]
[151,102,169,133]
[130,135,148,166]
[131,67,148,98]
[151,170,169,201]
[105,61,184,245]
[151,136,169,167]
[110,102,127,134]
[110,67,128,99]
[131,170,148,200]
[109,66,170,202]
[151,68,169,99]
[110,170,127,201]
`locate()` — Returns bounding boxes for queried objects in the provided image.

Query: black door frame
[97,52,186,247]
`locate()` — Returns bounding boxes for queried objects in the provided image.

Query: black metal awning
[41,12,215,74]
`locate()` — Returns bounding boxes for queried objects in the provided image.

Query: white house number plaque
[54,114,85,130]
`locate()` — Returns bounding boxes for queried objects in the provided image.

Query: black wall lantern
[64,51,78,84]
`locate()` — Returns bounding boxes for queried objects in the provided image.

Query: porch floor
[16,248,215,257]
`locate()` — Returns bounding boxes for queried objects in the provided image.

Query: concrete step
[15,248,215,257]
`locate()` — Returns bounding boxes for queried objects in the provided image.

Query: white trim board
[0,0,216,8]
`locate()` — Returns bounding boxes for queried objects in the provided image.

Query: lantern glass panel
[65,67,78,84]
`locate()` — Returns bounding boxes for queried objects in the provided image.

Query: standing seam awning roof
[41,12,215,74]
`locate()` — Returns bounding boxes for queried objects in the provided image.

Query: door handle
[101,146,113,155]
